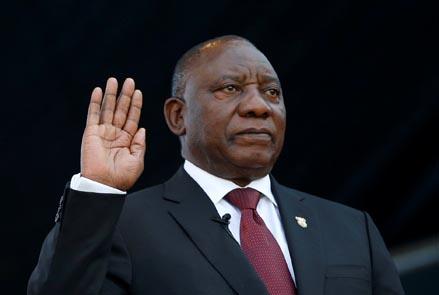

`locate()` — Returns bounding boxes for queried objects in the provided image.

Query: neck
[184,157,270,187]
[228,176,253,187]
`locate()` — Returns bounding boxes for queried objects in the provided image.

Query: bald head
[171,35,256,98]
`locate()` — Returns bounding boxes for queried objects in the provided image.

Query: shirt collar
[183,160,277,206]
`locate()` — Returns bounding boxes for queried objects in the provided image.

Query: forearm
[28,187,126,295]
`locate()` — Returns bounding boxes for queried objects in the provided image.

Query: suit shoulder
[279,184,365,219]
[117,183,167,227]
[128,183,164,198]
[122,183,165,210]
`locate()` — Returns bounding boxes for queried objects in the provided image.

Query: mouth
[233,128,273,143]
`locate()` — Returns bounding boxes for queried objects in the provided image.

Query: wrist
[71,173,126,194]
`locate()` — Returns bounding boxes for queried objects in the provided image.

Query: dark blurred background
[2,0,438,294]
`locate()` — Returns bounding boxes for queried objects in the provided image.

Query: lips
[233,128,273,143]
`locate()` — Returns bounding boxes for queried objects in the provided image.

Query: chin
[229,149,276,174]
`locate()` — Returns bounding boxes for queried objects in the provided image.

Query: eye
[265,88,281,100]
[213,84,241,100]
[222,85,239,93]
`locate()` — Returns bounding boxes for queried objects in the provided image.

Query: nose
[238,87,271,119]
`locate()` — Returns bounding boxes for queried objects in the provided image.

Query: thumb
[130,128,146,160]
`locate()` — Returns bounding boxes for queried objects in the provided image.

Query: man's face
[181,42,286,184]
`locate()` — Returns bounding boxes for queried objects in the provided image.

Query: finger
[99,77,118,124]
[130,127,146,160]
[113,78,135,128]
[86,87,103,127]
[123,89,143,136]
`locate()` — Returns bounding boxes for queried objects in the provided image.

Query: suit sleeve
[28,187,132,295]
[364,212,405,295]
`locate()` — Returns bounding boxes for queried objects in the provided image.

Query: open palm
[81,77,145,191]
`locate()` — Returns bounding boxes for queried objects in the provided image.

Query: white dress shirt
[70,160,296,282]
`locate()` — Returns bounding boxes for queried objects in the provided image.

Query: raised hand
[80,77,145,191]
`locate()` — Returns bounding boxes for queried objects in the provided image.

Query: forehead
[190,42,279,84]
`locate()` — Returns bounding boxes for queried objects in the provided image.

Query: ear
[164,97,186,136]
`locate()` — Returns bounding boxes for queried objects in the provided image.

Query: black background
[2,0,438,293]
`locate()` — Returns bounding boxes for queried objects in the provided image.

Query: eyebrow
[217,75,246,83]
[215,74,280,84]
[257,73,281,84]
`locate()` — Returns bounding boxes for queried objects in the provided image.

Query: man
[28,35,404,294]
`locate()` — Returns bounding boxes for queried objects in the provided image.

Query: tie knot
[226,188,261,210]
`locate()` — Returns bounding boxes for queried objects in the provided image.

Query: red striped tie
[226,188,296,295]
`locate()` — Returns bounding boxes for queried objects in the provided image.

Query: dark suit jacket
[28,167,404,294]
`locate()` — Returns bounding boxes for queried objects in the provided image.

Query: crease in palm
[80,77,146,191]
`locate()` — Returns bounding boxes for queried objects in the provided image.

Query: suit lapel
[163,168,268,295]
[271,177,326,295]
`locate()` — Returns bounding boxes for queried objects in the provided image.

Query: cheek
[272,110,286,147]
[274,106,287,130]
[187,106,228,144]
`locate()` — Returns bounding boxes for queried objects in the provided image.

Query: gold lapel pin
[295,216,308,228]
